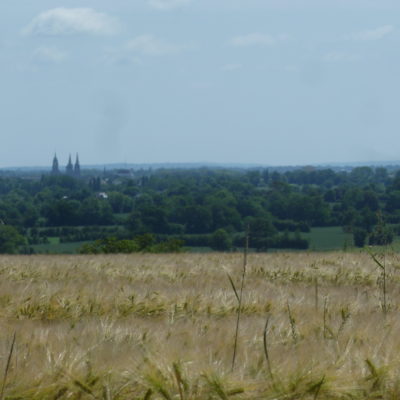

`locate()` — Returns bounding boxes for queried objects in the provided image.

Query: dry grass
[1,251,400,399]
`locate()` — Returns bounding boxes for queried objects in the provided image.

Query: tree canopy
[0,165,399,252]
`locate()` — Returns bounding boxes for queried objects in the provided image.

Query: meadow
[1,251,400,399]
[29,227,348,254]
[29,226,400,254]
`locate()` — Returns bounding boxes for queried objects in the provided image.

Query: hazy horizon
[3,158,400,171]
[2,0,400,168]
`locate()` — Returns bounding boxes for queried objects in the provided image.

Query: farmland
[28,226,400,254]
[1,251,400,399]
[1,165,400,255]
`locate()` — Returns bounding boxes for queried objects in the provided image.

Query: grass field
[1,251,400,399]
[304,227,354,251]
[30,227,357,254]
[304,227,400,252]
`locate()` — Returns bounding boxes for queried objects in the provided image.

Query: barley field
[1,251,400,399]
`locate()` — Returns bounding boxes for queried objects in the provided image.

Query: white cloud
[351,25,394,41]
[23,8,120,36]
[105,35,182,64]
[231,33,288,47]
[148,0,191,10]
[126,35,181,56]
[33,46,68,63]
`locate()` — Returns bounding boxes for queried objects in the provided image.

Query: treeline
[0,165,399,252]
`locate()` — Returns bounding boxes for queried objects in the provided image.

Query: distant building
[66,155,74,176]
[51,154,60,175]
[96,192,108,199]
[74,154,81,177]
[51,153,81,178]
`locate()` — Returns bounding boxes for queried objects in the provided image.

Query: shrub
[79,234,185,254]
[369,226,393,246]
[79,237,139,254]
[210,229,232,251]
[0,225,25,253]
[353,228,368,248]
[147,239,185,253]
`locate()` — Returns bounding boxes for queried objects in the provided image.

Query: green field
[305,226,400,252]
[304,226,354,251]
[28,227,400,254]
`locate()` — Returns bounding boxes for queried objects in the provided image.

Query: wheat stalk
[0,332,16,400]
[231,228,249,370]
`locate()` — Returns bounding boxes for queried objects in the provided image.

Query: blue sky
[1,0,400,167]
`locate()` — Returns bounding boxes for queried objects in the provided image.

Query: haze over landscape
[5,3,400,398]
[1,0,400,167]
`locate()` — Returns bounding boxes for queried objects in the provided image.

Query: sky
[1,0,400,168]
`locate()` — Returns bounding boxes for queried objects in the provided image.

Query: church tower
[74,153,81,177]
[51,154,60,175]
[66,155,74,176]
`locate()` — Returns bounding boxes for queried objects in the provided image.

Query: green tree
[0,225,25,253]
[179,205,212,233]
[369,225,393,246]
[369,213,393,246]
[134,233,156,250]
[129,205,169,234]
[249,215,277,250]
[108,192,133,213]
[353,228,368,248]
[210,229,232,251]
[45,199,81,226]
[80,198,114,225]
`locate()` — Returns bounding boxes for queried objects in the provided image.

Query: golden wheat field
[1,251,400,399]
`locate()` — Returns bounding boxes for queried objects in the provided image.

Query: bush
[353,228,368,248]
[369,226,393,246]
[147,239,185,253]
[134,233,156,250]
[210,229,232,251]
[368,214,394,246]
[174,234,211,247]
[271,231,309,250]
[79,234,185,254]
[0,225,25,253]
[79,237,139,254]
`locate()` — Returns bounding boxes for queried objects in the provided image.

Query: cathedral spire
[51,153,60,175]
[66,154,74,176]
[74,153,81,177]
